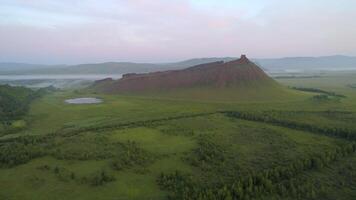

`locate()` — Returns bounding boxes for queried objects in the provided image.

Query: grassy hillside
[0,85,37,119]
[112,83,304,102]
[0,85,52,136]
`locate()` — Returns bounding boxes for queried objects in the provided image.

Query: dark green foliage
[312,94,332,101]
[291,87,346,98]
[223,111,356,140]
[111,141,154,171]
[157,171,197,200]
[81,169,116,186]
[0,134,154,169]
[57,112,216,138]
[37,164,114,186]
[52,165,74,182]
[0,85,36,121]
[0,134,50,144]
[50,134,118,160]
[0,118,159,169]
[186,135,225,169]
[160,127,195,136]
[0,85,54,136]
[0,136,49,167]
[156,111,356,199]
[0,143,44,167]
[0,84,51,122]
[36,164,51,171]
[158,143,356,200]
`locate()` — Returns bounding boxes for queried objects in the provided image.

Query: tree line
[37,164,115,186]
[291,87,346,98]
[185,134,225,171]
[0,133,154,171]
[0,135,48,167]
[0,85,55,122]
[157,142,356,200]
[0,85,56,136]
[111,140,154,171]
[56,112,217,138]
[222,111,356,141]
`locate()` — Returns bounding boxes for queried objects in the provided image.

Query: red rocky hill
[93,55,278,94]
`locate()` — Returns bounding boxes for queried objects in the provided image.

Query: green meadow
[0,72,356,200]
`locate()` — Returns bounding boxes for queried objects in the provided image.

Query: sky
[0,0,356,64]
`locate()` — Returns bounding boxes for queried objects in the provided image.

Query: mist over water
[65,97,103,104]
[0,74,122,88]
[0,74,122,80]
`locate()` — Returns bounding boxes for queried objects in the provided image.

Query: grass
[111,82,307,103]
[109,127,196,155]
[0,157,164,200]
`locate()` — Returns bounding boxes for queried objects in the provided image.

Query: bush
[81,170,115,186]
[111,141,154,171]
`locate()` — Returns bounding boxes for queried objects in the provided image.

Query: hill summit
[93,55,291,101]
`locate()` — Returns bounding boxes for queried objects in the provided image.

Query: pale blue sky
[0,0,355,64]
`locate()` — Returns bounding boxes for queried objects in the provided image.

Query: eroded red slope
[94,55,275,93]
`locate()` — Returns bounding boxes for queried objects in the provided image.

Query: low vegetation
[291,87,346,98]
[0,85,55,135]
[111,141,155,171]
[224,111,356,140]
[158,142,356,200]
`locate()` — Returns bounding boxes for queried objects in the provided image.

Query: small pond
[65,97,103,104]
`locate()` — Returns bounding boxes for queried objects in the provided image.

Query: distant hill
[0,58,236,75]
[0,63,54,71]
[255,55,356,72]
[92,55,296,101]
[1,55,356,75]
[165,57,236,69]
[0,63,66,74]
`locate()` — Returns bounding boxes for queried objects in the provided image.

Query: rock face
[94,55,275,93]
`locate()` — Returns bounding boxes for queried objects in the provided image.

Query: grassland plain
[0,72,356,199]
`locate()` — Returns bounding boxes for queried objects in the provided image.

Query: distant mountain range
[1,55,356,75]
[254,55,356,72]
[0,63,65,71]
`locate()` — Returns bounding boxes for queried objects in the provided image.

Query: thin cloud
[0,0,355,64]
